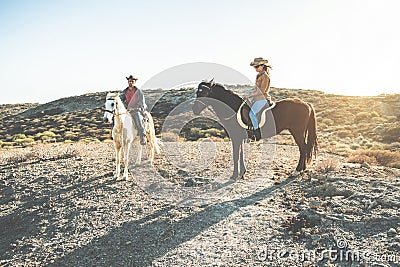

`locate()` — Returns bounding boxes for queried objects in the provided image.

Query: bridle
[195,83,239,121]
[103,97,127,117]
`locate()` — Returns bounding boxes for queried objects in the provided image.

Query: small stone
[361,162,371,169]
[388,228,397,237]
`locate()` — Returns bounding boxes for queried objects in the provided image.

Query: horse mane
[212,83,242,100]
[210,83,246,111]
[114,94,127,113]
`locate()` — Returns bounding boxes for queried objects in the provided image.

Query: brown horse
[192,80,318,179]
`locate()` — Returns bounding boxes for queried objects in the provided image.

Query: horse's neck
[114,99,127,130]
[114,114,125,132]
[212,88,243,112]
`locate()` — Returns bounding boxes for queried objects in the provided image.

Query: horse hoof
[291,170,301,177]
[230,174,239,181]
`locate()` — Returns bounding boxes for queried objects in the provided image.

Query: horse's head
[103,93,118,123]
[192,79,215,115]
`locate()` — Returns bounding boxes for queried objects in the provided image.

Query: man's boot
[139,133,147,145]
[254,128,261,141]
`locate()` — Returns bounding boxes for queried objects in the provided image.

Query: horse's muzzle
[103,116,110,123]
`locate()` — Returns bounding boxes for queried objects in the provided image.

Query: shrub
[185,127,202,141]
[42,131,56,137]
[385,116,397,123]
[384,142,400,151]
[381,123,400,143]
[14,138,35,146]
[337,129,353,138]
[12,134,27,141]
[5,144,81,164]
[348,150,400,168]
[161,132,179,142]
[350,144,360,150]
[322,118,334,126]
[370,111,380,118]
[200,128,225,138]
[316,156,340,173]
[371,117,386,123]
[355,112,370,121]
[335,144,351,156]
[348,154,378,165]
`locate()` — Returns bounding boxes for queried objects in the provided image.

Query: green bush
[185,127,202,141]
[200,128,224,138]
[12,134,27,141]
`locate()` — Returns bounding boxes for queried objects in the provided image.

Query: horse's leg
[114,144,122,179]
[290,129,307,175]
[123,141,131,180]
[231,139,240,180]
[238,139,246,178]
[148,143,155,164]
[136,142,143,165]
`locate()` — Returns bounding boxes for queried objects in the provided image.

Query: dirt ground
[0,141,399,266]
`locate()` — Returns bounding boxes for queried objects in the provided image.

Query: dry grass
[348,150,400,168]
[4,144,82,164]
[316,156,340,173]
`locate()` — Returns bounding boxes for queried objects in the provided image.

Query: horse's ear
[210,78,215,86]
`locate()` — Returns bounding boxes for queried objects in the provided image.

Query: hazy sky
[1,0,399,104]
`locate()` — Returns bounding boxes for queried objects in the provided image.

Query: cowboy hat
[126,75,138,81]
[250,57,269,67]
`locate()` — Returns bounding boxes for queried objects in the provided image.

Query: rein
[102,96,130,116]
[197,96,245,122]
[102,108,127,116]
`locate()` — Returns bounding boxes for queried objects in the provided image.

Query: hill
[1,87,399,266]
[0,86,399,167]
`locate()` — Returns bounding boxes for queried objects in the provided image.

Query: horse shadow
[49,177,296,266]
[0,172,117,257]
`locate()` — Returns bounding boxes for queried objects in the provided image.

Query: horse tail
[306,103,318,164]
[146,112,161,155]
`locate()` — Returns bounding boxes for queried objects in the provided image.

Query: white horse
[103,92,160,179]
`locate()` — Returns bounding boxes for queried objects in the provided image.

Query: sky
[0,0,399,104]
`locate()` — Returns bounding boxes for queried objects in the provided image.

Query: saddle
[254,101,272,126]
[239,101,275,140]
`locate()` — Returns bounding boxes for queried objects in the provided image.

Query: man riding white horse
[119,75,148,145]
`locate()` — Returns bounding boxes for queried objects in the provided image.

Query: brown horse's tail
[306,103,318,164]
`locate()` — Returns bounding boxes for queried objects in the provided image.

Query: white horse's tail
[145,112,161,155]
[154,137,162,155]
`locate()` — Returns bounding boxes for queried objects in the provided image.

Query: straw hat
[250,57,270,67]
[126,75,138,81]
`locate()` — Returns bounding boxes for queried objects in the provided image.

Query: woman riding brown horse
[192,80,318,179]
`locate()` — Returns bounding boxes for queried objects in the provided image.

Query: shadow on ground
[49,177,296,266]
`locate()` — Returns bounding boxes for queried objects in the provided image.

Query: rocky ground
[1,141,399,266]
